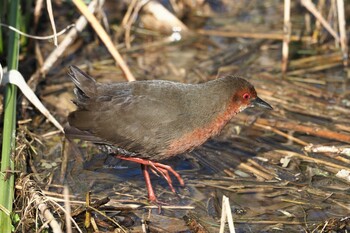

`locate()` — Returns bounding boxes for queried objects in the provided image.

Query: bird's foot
[148,161,185,192]
[115,155,185,201]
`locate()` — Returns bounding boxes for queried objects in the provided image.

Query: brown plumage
[65,65,272,202]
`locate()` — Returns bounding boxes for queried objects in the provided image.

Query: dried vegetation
[2,0,350,232]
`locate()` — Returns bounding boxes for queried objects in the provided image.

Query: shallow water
[17,0,350,232]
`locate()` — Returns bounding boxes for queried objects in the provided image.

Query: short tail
[64,124,105,143]
[68,65,97,100]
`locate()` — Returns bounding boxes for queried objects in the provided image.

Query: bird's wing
[66,81,192,158]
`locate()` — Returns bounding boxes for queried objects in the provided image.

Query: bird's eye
[243,93,250,99]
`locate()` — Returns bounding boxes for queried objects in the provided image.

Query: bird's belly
[164,109,238,156]
[165,128,217,155]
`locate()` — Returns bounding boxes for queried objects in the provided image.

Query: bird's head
[229,77,273,112]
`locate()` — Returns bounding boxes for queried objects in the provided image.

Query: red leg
[141,164,157,202]
[115,155,185,198]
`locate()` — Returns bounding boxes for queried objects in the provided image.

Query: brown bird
[65,66,272,202]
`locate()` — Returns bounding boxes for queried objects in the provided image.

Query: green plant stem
[0,22,3,54]
[0,0,20,232]
[0,0,5,54]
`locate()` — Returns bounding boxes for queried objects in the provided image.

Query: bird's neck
[164,94,240,156]
[206,99,240,135]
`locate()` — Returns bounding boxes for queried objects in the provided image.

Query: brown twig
[237,162,274,180]
[275,150,350,170]
[123,0,150,49]
[72,0,136,81]
[27,0,100,91]
[120,0,138,48]
[197,29,310,42]
[60,139,68,183]
[249,118,350,144]
[255,122,309,146]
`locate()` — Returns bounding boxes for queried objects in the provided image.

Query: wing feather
[66,73,191,158]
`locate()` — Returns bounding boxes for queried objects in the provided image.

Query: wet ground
[8,0,350,232]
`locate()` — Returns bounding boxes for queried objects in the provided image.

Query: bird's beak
[251,97,273,110]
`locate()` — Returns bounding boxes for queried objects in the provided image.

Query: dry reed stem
[107,204,195,210]
[230,220,309,225]
[63,186,72,233]
[197,29,310,42]
[301,0,340,42]
[142,0,188,32]
[311,0,325,42]
[287,62,342,75]
[72,0,136,81]
[281,0,291,74]
[36,196,62,233]
[34,42,44,67]
[125,0,150,49]
[91,217,100,231]
[60,139,68,183]
[247,159,276,175]
[304,144,350,156]
[34,0,44,27]
[18,178,63,233]
[2,70,64,132]
[275,150,350,171]
[16,178,83,232]
[289,52,342,67]
[255,122,309,146]
[248,118,350,144]
[219,195,236,233]
[46,0,58,46]
[48,196,83,232]
[27,0,100,91]
[84,191,91,229]
[87,206,128,232]
[121,0,139,48]
[237,162,274,180]
[327,198,350,211]
[336,0,348,66]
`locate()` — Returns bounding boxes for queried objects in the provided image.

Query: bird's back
[65,66,239,160]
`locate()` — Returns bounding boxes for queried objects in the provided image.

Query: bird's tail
[68,66,97,103]
[64,123,105,143]
[66,66,100,140]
